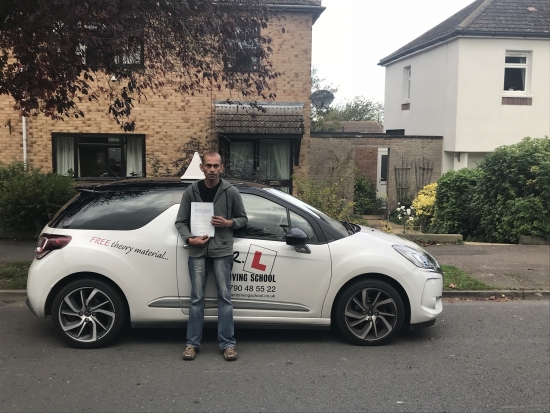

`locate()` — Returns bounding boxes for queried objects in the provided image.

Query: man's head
[200,151,224,186]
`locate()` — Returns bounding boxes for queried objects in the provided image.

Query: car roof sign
[180,152,203,181]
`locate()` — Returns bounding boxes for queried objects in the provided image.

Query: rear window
[50,189,183,230]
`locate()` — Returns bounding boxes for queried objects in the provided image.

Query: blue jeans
[187,255,236,350]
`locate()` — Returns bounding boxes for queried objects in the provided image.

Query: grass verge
[442,264,494,291]
[0,260,32,290]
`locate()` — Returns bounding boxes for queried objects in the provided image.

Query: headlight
[393,245,441,271]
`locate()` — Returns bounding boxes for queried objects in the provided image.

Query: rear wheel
[335,279,404,346]
[51,279,126,349]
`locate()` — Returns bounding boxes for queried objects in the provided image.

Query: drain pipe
[22,116,27,164]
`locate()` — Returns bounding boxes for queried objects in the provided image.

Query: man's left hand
[211,215,233,227]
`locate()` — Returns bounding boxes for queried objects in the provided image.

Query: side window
[289,210,318,243]
[236,194,289,240]
[50,189,181,230]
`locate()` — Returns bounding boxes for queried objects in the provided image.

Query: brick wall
[310,133,443,211]
[0,13,313,183]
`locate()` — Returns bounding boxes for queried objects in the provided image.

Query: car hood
[356,225,428,253]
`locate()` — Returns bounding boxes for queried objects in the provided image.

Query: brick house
[0,1,325,194]
[379,0,550,173]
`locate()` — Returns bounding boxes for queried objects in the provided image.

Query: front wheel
[335,279,405,346]
[51,279,126,349]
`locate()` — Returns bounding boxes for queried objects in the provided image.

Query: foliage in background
[353,174,385,215]
[393,203,416,233]
[293,176,354,222]
[472,137,550,243]
[0,162,76,235]
[432,168,481,239]
[0,0,280,131]
[412,182,437,233]
[310,67,383,132]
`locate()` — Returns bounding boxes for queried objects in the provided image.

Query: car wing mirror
[285,228,311,254]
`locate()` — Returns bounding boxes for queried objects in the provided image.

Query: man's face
[200,153,224,182]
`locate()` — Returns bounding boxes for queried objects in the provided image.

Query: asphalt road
[1,299,548,412]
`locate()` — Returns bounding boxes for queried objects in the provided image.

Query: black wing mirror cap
[285,228,308,246]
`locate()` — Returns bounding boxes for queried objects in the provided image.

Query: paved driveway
[425,244,550,290]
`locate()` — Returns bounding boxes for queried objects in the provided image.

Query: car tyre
[51,278,126,349]
[335,279,404,346]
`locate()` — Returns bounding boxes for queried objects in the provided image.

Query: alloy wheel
[58,287,116,343]
[344,287,398,341]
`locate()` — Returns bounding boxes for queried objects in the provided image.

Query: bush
[432,168,481,238]
[0,162,77,235]
[294,176,354,221]
[412,183,437,233]
[353,174,384,215]
[473,137,550,243]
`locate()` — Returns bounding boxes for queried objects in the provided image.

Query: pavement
[0,238,549,300]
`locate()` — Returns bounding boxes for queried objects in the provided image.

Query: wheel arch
[44,272,130,321]
[330,273,411,328]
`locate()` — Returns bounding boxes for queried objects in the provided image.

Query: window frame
[503,51,531,96]
[223,23,261,73]
[78,30,144,69]
[235,190,326,245]
[52,133,146,180]
[402,66,411,103]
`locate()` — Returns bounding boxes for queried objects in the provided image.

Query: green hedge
[0,162,77,235]
[432,167,481,239]
[473,137,550,243]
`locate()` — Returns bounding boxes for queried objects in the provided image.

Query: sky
[312,0,475,104]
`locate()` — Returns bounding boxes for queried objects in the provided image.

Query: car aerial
[26,157,443,349]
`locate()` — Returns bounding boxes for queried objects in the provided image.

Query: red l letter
[251,251,267,271]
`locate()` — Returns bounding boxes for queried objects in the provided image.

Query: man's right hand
[187,235,209,246]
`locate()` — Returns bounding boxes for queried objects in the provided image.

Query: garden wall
[309,133,443,211]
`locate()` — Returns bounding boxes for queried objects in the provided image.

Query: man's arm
[175,189,194,243]
[230,188,248,230]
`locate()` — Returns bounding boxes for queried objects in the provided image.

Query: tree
[0,0,281,131]
[310,68,383,132]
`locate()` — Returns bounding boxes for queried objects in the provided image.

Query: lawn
[442,264,494,291]
[0,261,32,290]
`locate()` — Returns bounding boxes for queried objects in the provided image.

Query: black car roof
[76,177,271,193]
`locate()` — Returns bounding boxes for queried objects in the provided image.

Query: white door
[377,148,389,198]
[176,193,332,318]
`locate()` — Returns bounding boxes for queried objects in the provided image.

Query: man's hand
[188,235,209,246]
[211,215,233,228]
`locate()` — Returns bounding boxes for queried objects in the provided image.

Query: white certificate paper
[191,202,215,237]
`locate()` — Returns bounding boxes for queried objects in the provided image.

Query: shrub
[432,168,481,238]
[353,174,384,215]
[294,176,354,221]
[0,162,77,235]
[412,183,437,233]
[473,137,550,243]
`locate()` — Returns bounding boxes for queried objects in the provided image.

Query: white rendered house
[379,0,550,173]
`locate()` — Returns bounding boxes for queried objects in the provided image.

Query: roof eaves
[379,30,550,66]
[267,3,325,23]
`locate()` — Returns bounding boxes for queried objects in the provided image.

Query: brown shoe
[223,346,238,361]
[183,345,198,360]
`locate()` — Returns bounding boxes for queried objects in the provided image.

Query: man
[175,150,247,361]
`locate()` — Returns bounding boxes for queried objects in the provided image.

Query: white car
[26,175,443,349]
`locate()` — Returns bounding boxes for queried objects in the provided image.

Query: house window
[221,138,293,193]
[78,35,144,68]
[224,25,261,72]
[503,52,529,93]
[403,66,411,101]
[53,134,145,178]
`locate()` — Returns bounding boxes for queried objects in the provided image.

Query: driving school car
[26,167,443,349]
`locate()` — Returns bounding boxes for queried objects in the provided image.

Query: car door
[176,191,332,319]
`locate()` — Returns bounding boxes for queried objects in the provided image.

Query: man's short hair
[201,150,222,164]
